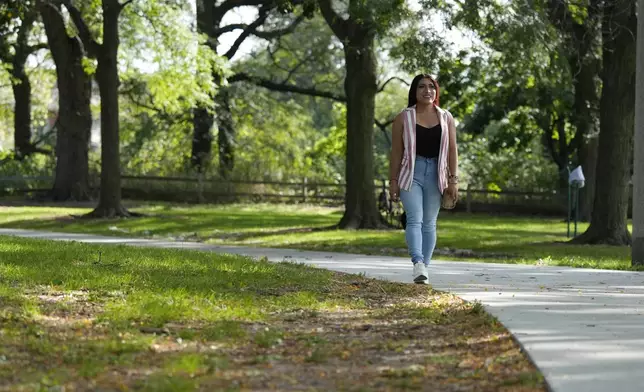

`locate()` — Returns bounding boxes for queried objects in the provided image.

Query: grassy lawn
[0,236,545,391]
[0,202,633,270]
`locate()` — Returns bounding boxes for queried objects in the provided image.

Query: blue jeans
[400,157,441,266]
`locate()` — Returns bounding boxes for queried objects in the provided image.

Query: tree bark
[11,12,33,158]
[39,1,91,201]
[191,105,214,172]
[338,35,383,229]
[547,0,602,222]
[2,4,48,159]
[89,0,130,217]
[578,132,599,221]
[555,116,569,192]
[316,0,383,229]
[570,7,601,223]
[191,0,218,173]
[216,88,235,178]
[632,0,644,265]
[573,0,636,245]
[11,69,33,158]
[572,57,601,222]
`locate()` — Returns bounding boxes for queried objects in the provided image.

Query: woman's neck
[416,103,434,113]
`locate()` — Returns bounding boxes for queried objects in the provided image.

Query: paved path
[3,228,644,392]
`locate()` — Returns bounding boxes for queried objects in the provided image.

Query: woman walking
[389,74,459,284]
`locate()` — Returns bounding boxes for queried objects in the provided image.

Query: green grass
[0,202,634,270]
[0,236,363,389]
[0,235,546,391]
[0,236,350,324]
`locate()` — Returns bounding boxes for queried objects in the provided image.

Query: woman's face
[416,78,437,105]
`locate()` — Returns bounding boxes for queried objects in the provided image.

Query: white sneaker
[413,263,428,284]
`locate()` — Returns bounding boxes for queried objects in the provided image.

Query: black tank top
[416,123,441,159]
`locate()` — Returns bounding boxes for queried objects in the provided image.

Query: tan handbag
[442,169,458,209]
[441,192,457,209]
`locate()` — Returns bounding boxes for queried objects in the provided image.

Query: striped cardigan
[398,105,454,194]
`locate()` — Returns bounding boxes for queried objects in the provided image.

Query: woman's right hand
[390,180,400,202]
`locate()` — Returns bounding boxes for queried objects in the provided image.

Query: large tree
[39,0,92,201]
[546,0,602,222]
[316,0,407,229]
[0,0,49,159]
[62,0,135,217]
[573,0,636,245]
[633,0,644,265]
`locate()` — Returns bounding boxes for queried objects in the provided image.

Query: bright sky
[216,6,263,60]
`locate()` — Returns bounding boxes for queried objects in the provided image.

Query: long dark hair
[407,74,440,108]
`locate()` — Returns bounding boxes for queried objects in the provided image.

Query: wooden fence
[0,175,568,215]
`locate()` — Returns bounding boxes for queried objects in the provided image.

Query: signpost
[567,166,585,238]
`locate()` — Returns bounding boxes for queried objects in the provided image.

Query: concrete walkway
[2,228,644,392]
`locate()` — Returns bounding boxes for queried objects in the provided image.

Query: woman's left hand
[446,183,459,201]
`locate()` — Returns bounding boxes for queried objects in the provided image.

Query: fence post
[466,184,472,213]
[302,177,308,203]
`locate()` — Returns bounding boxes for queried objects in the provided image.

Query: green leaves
[459,132,558,191]
[121,0,224,110]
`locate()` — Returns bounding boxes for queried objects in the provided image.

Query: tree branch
[60,0,100,56]
[375,119,394,147]
[280,52,314,84]
[27,43,49,54]
[378,77,409,93]
[215,23,247,35]
[230,72,347,102]
[318,0,348,40]
[0,48,10,64]
[121,0,135,8]
[10,6,40,64]
[254,14,306,39]
[224,5,270,59]
[264,38,318,84]
[215,15,304,40]
[121,88,190,123]
[214,0,266,23]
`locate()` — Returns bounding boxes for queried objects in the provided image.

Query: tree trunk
[632,0,644,265]
[547,0,601,222]
[216,89,235,178]
[555,116,569,192]
[11,69,32,158]
[571,8,601,223]
[573,0,636,245]
[88,0,130,217]
[578,133,599,221]
[191,0,220,174]
[39,2,91,201]
[5,6,46,159]
[338,34,383,229]
[191,105,214,172]
[572,57,601,221]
